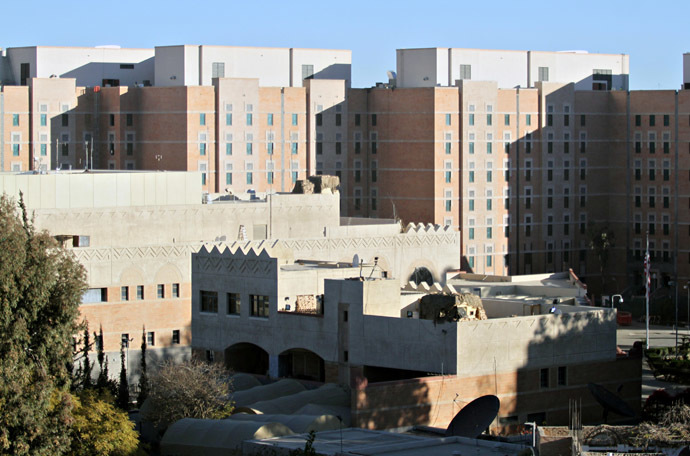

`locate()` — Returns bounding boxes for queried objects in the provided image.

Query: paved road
[617,321,690,399]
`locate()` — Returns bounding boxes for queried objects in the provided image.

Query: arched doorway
[278,348,324,382]
[225,343,269,376]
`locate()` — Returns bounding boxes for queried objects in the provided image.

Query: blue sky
[4,0,688,89]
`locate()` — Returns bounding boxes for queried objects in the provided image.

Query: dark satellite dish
[588,383,636,422]
[445,395,500,438]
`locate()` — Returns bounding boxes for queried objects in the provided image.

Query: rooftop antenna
[368,257,379,279]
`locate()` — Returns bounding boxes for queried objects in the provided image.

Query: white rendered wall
[291,48,351,87]
[449,48,528,88]
[5,47,37,84]
[396,48,444,88]
[154,45,196,87]
[199,46,291,87]
[7,47,154,87]
[529,51,629,90]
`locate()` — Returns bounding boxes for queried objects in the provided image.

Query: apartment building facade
[4,44,690,296]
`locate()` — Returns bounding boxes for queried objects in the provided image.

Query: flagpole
[646,232,650,350]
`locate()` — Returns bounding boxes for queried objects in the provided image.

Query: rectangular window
[199,143,206,156]
[121,334,130,348]
[291,142,298,155]
[246,143,253,155]
[558,366,567,386]
[504,114,510,126]
[200,113,206,126]
[371,114,377,126]
[459,64,471,80]
[580,114,586,126]
[267,113,273,126]
[246,113,253,126]
[109,114,115,127]
[246,172,253,185]
[635,114,641,126]
[250,295,270,318]
[172,283,180,298]
[12,144,20,156]
[316,113,322,126]
[335,113,342,126]
[136,285,144,300]
[226,113,232,126]
[40,114,47,126]
[316,142,323,155]
[650,115,656,126]
[121,286,129,301]
[224,172,232,185]
[538,67,549,82]
[526,114,531,126]
[200,290,218,313]
[469,114,475,126]
[292,114,298,126]
[40,144,47,156]
[147,332,155,347]
[487,114,492,126]
[446,114,451,126]
[664,114,670,126]
[12,114,20,126]
[62,113,69,127]
[267,172,274,184]
[469,142,474,154]
[355,114,361,126]
[540,368,549,388]
[227,293,241,315]
[157,284,165,299]
[172,330,180,345]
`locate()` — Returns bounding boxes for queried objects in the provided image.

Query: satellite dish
[445,395,500,438]
[386,70,397,80]
[588,383,636,422]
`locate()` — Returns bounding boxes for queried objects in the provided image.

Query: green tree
[588,224,615,295]
[0,194,87,455]
[117,343,130,410]
[77,323,93,390]
[69,389,143,456]
[137,327,149,405]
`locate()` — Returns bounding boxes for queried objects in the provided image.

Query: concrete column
[268,354,279,378]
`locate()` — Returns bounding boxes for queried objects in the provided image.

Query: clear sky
[3,0,688,89]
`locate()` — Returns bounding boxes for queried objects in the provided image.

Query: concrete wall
[7,46,154,87]
[684,53,690,87]
[449,48,528,88]
[0,171,201,209]
[396,48,629,90]
[352,357,641,431]
[530,51,629,90]
[291,48,351,87]
[154,46,194,87]
[456,309,616,377]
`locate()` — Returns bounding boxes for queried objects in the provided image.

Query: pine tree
[95,326,108,390]
[137,326,149,405]
[80,324,92,390]
[0,194,87,455]
[117,342,129,410]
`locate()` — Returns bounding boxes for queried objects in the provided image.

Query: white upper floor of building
[0,45,352,89]
[396,47,630,90]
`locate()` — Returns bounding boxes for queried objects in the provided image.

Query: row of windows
[220,171,300,186]
[220,113,299,127]
[82,283,180,303]
[217,142,301,156]
[119,330,179,348]
[199,290,269,318]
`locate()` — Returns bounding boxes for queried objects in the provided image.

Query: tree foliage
[143,359,233,429]
[0,194,87,455]
[69,389,143,456]
[117,343,130,410]
[588,224,615,293]
[137,327,149,405]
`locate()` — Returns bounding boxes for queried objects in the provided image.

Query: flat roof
[244,428,528,455]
